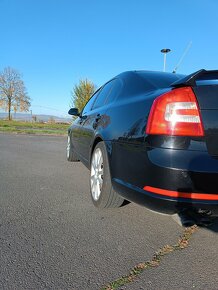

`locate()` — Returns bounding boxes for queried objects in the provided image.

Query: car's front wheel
[67,135,79,162]
[90,142,124,208]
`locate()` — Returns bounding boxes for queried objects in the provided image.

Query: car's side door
[74,79,120,165]
[70,89,99,160]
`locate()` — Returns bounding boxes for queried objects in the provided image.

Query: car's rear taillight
[146,87,204,136]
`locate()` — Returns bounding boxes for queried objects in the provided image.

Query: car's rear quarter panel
[105,87,166,186]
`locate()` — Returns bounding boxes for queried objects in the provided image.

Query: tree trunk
[8,98,11,120]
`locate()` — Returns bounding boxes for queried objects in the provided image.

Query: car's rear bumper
[113,178,218,215]
[112,147,218,215]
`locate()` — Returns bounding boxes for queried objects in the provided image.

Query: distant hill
[0,112,72,123]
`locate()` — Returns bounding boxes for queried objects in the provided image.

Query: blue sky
[0,0,218,117]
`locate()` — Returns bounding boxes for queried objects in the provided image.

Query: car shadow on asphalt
[206,217,218,232]
[172,208,218,232]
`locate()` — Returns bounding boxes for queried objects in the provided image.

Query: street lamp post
[161,48,171,72]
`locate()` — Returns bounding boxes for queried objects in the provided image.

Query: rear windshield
[196,72,218,86]
[136,71,184,90]
[196,80,218,85]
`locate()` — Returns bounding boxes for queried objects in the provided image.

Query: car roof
[115,70,185,80]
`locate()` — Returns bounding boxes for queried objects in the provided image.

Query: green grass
[101,225,198,290]
[0,120,70,135]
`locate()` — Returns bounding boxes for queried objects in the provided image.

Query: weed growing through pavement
[101,225,198,290]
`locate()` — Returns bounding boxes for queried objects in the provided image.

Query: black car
[67,69,218,216]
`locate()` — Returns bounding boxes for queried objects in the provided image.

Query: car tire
[90,141,124,208]
[67,135,79,162]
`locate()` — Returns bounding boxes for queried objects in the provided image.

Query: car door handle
[95,114,101,122]
[93,114,101,129]
[79,115,87,124]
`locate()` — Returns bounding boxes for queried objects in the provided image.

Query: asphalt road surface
[0,133,218,290]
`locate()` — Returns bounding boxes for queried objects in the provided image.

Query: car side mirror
[68,108,80,116]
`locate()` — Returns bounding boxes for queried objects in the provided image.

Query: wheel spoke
[97,150,101,166]
[90,174,95,184]
[98,177,103,188]
[94,153,98,169]
[92,179,97,198]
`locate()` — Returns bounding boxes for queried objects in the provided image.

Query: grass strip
[0,120,70,130]
[0,127,67,135]
[0,120,69,135]
[101,225,198,290]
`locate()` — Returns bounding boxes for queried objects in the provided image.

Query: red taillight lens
[146,87,204,136]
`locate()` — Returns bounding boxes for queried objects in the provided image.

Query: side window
[92,81,114,110]
[105,79,122,105]
[82,90,99,115]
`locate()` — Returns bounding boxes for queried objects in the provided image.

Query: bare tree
[71,79,95,112]
[0,67,31,120]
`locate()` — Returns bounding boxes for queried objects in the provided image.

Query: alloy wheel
[91,148,104,201]
[67,136,70,159]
